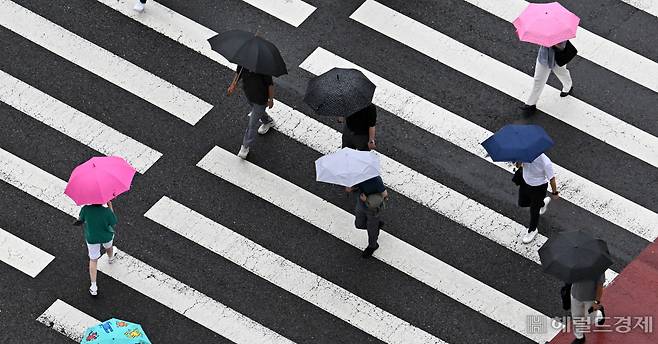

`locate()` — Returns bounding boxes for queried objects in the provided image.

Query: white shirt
[522,154,555,186]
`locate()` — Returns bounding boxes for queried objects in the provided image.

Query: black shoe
[519,104,536,113]
[570,335,585,344]
[361,246,378,258]
[560,87,573,97]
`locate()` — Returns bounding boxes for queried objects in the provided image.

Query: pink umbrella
[513,2,580,47]
[64,156,136,206]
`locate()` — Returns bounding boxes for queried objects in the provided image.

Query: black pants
[353,193,381,249]
[342,124,370,151]
[518,182,548,232]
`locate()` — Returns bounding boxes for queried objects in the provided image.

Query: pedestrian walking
[517,153,559,244]
[208,30,286,160]
[303,68,378,151]
[512,2,580,114]
[74,202,117,296]
[519,41,574,114]
[227,65,275,159]
[340,103,377,151]
[133,0,146,12]
[346,176,388,258]
[569,274,605,343]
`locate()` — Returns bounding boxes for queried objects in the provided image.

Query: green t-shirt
[79,205,117,244]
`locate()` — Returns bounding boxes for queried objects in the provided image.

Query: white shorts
[86,240,113,260]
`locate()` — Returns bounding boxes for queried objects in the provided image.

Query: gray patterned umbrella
[304,68,376,117]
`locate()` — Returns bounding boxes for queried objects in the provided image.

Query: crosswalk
[1,0,655,343]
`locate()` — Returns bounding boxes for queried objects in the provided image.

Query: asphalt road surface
[0,0,657,343]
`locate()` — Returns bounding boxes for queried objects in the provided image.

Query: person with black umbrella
[539,230,611,344]
[208,30,287,159]
[304,68,378,151]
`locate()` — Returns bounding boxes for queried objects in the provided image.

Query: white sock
[91,282,97,289]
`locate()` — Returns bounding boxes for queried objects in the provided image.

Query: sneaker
[89,284,98,296]
[570,335,585,344]
[108,248,117,264]
[539,196,551,215]
[560,87,573,97]
[257,121,274,135]
[133,1,144,12]
[522,229,538,244]
[361,246,379,258]
[237,145,249,159]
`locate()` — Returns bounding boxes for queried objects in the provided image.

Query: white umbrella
[315,148,381,187]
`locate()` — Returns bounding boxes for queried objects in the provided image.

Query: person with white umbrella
[315,148,388,258]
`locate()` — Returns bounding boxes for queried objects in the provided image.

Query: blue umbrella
[481,124,554,163]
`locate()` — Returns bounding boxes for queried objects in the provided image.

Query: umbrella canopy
[513,2,580,47]
[208,29,287,76]
[481,124,554,163]
[539,230,613,283]
[304,68,376,117]
[81,318,151,344]
[64,156,136,206]
[315,148,381,187]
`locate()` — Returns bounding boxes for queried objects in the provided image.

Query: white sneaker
[89,284,98,296]
[539,196,551,215]
[522,229,539,244]
[133,1,145,12]
[237,145,249,159]
[258,121,274,135]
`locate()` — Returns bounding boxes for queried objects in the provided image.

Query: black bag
[554,41,577,67]
[560,283,572,310]
[512,167,524,186]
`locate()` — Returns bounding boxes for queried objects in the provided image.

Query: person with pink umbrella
[514,2,580,114]
[66,156,136,296]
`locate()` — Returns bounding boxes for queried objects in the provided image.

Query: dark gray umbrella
[538,230,612,283]
[304,68,376,117]
[208,30,287,77]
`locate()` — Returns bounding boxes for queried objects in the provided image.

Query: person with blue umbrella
[482,124,560,244]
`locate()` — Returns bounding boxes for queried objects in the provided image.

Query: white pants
[570,296,596,339]
[526,59,573,105]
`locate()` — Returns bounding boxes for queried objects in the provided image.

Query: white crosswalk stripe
[0,226,54,278]
[145,196,447,344]
[37,299,99,342]
[300,47,658,242]
[0,0,213,125]
[620,0,658,18]
[197,146,561,342]
[350,0,658,169]
[0,69,162,174]
[239,0,316,27]
[460,0,658,94]
[1,0,653,342]
[97,248,296,344]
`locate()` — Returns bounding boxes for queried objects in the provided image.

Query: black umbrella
[304,68,376,117]
[538,230,612,283]
[208,30,287,76]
